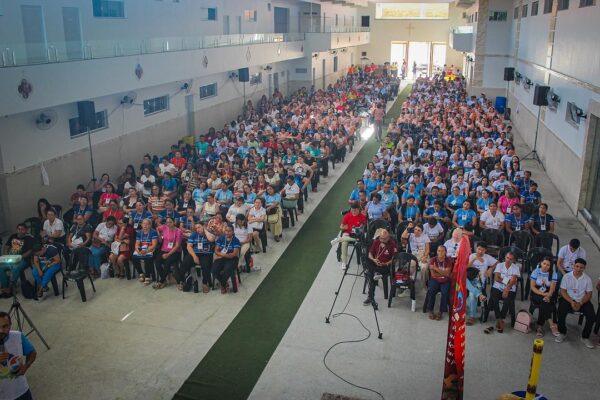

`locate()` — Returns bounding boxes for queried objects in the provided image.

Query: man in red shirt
[170,151,187,172]
[364,228,398,307]
[330,203,367,270]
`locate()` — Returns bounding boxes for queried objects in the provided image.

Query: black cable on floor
[323,265,385,400]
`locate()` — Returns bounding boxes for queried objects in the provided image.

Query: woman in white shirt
[247,198,266,252]
[489,252,520,333]
[401,223,430,283]
[234,215,255,271]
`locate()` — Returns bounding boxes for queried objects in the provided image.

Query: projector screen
[375,3,450,20]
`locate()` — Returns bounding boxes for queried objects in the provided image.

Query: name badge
[540,224,546,231]
[461,214,467,221]
[506,206,511,214]
[167,241,174,249]
[133,223,139,230]
[502,276,510,285]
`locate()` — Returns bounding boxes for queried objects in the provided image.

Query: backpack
[21,279,36,299]
[514,310,533,334]
[182,274,194,292]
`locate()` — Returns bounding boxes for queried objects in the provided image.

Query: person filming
[363,228,398,307]
[331,202,367,270]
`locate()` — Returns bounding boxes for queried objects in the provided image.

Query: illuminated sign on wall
[375,3,450,20]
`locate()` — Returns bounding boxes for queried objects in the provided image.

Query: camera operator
[364,228,398,307]
[331,203,367,270]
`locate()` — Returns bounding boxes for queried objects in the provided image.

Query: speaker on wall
[77,101,96,129]
[533,85,550,106]
[503,67,515,82]
[238,68,250,82]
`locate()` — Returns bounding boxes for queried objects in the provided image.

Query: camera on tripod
[350,226,365,240]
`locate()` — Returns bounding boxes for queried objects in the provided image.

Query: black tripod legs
[9,299,50,350]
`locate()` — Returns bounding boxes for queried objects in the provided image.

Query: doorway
[62,7,83,60]
[185,94,195,136]
[21,5,47,64]
[236,16,242,34]
[274,7,289,33]
[223,15,230,35]
[432,43,447,75]
[390,42,407,67]
[273,72,279,92]
[408,42,430,78]
[583,115,600,228]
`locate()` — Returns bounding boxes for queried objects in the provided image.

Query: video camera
[350,226,365,241]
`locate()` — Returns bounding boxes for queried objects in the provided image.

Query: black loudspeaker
[77,101,96,128]
[238,68,249,82]
[503,67,515,82]
[533,85,550,106]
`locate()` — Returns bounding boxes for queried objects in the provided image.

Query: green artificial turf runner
[174,85,412,400]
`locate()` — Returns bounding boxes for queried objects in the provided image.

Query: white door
[62,7,83,60]
[21,5,47,64]
[223,15,230,35]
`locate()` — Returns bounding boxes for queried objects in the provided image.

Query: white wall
[356,3,464,70]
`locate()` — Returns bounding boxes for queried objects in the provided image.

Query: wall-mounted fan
[181,80,193,93]
[121,91,137,108]
[547,88,560,112]
[35,109,58,130]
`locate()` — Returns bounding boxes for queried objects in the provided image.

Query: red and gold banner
[441,235,470,400]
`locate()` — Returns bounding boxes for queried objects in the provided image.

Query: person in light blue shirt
[366,193,386,220]
[348,180,366,205]
[215,182,234,208]
[192,182,212,206]
[378,184,399,209]
[453,200,477,228]
[398,196,421,223]
[445,186,467,215]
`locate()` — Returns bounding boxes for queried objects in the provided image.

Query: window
[295,68,308,74]
[69,110,108,138]
[557,0,569,9]
[522,4,528,17]
[333,56,338,73]
[361,15,370,27]
[544,0,553,13]
[200,7,217,20]
[489,11,508,21]
[514,6,519,18]
[250,72,262,85]
[244,9,257,21]
[532,1,539,15]
[199,83,217,99]
[335,14,339,26]
[92,0,125,18]
[474,12,478,21]
[143,95,169,116]
[580,0,595,6]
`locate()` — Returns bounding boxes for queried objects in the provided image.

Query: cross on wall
[405,23,415,39]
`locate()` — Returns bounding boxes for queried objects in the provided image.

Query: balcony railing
[0,32,305,68]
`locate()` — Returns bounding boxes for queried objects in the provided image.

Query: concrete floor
[248,126,600,399]
[0,128,373,400]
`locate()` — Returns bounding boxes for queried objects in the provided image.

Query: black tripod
[325,242,383,340]
[522,105,545,170]
[7,282,50,350]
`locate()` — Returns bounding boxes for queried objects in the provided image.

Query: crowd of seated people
[338,73,599,348]
[0,64,400,299]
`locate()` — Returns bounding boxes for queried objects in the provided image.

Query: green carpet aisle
[173,85,412,400]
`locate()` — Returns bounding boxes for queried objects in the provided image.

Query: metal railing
[0,32,305,68]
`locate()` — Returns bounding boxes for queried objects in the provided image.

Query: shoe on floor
[330,237,341,246]
[581,337,595,349]
[363,298,373,306]
[555,333,567,343]
[373,273,383,281]
[340,262,347,270]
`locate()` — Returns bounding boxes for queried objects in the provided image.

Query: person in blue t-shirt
[504,203,530,234]
[348,180,366,205]
[132,219,159,285]
[211,224,241,293]
[529,256,559,337]
[366,193,387,220]
[424,201,450,226]
[453,200,477,228]
[378,184,399,209]
[215,182,234,209]
[129,201,153,230]
[398,196,421,223]
[183,222,216,293]
[521,182,542,205]
[445,186,467,215]
[31,243,61,299]
[158,200,181,226]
